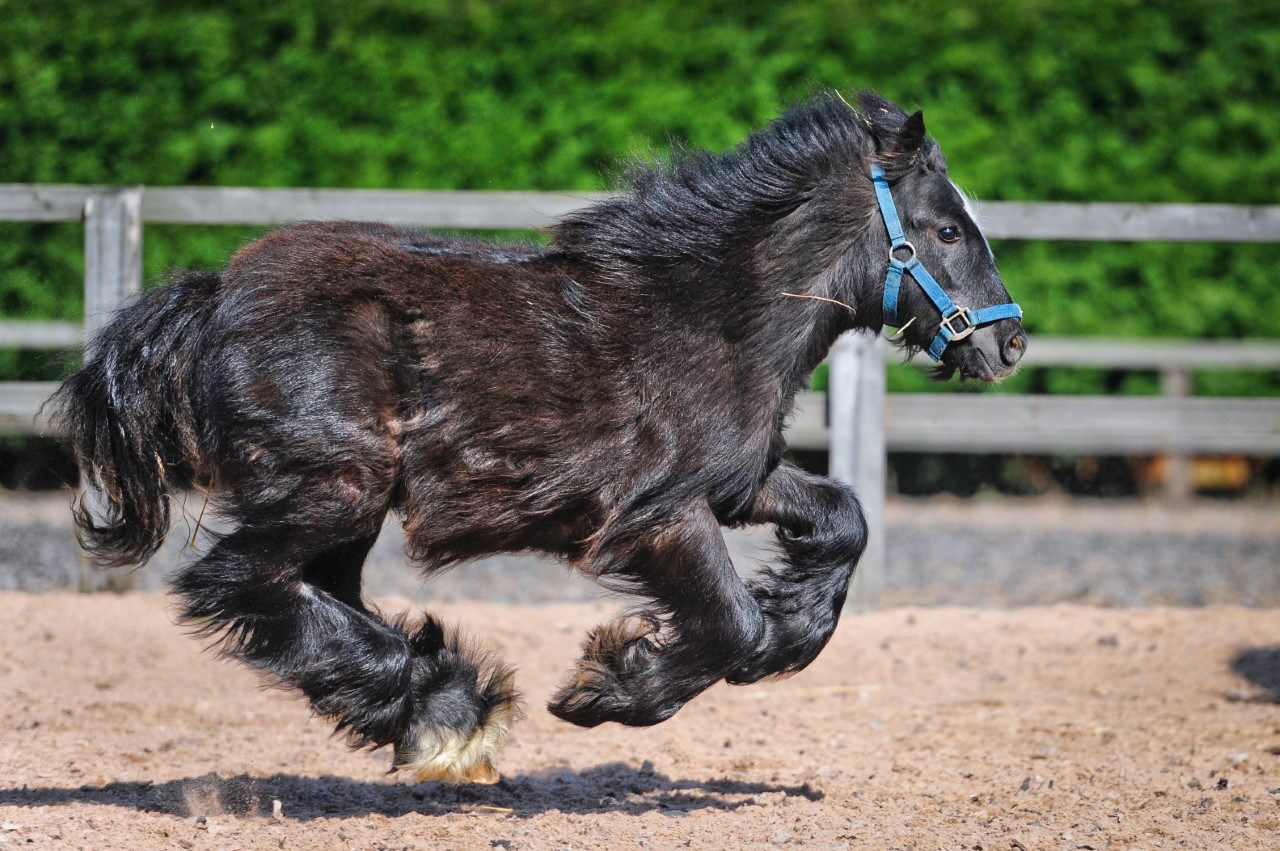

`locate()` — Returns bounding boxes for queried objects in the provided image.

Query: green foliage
[2,0,1278,394]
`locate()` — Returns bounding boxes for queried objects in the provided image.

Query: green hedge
[2,0,1278,392]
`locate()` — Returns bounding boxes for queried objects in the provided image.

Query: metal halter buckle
[939,307,975,342]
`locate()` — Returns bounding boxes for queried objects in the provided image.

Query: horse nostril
[1003,331,1027,366]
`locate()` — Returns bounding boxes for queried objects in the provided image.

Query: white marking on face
[950,179,981,231]
[950,179,996,263]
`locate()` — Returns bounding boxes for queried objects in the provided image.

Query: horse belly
[395,427,601,569]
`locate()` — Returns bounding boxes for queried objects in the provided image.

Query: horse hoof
[548,615,677,727]
[393,663,521,784]
[398,750,502,785]
[394,716,515,784]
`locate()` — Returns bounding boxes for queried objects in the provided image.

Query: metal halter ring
[890,241,916,266]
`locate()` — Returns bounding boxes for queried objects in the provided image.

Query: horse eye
[938,226,962,244]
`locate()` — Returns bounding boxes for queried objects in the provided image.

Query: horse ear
[900,110,927,154]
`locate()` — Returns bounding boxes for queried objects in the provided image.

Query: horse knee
[832,487,868,562]
[785,480,867,565]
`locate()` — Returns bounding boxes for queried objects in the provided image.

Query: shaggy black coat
[52,91,1023,783]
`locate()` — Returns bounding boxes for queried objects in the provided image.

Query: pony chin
[888,335,984,383]
[928,361,959,382]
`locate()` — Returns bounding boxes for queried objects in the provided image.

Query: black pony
[53,91,1025,784]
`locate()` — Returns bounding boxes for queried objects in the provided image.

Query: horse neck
[553,172,886,396]
[742,212,885,397]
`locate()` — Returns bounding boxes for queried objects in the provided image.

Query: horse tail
[50,271,222,567]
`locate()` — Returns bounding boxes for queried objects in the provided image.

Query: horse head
[854,93,1027,381]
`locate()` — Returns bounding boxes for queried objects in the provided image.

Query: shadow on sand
[1229,645,1280,703]
[0,761,822,821]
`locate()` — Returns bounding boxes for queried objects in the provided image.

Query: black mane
[552,90,941,276]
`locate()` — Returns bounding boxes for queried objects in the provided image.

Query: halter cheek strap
[871,164,1022,361]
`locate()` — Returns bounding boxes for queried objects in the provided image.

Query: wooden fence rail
[6,183,1280,239]
[2,184,1279,601]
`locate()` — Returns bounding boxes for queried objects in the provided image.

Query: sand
[2,592,1279,849]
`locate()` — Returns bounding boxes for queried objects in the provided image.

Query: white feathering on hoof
[395,663,522,785]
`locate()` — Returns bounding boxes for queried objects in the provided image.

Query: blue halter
[871,164,1022,361]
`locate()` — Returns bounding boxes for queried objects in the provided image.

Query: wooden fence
[2,184,1279,601]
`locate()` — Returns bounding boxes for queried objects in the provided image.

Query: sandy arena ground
[2,592,1278,850]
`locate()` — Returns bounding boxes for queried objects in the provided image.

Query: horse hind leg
[171,294,523,780]
[301,530,523,783]
[302,532,378,610]
[172,520,521,783]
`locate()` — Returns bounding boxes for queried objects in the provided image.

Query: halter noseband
[871,164,1022,361]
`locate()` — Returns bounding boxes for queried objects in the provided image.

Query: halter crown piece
[870,164,1022,360]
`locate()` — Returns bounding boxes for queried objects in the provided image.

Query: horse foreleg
[726,460,867,685]
[549,500,764,727]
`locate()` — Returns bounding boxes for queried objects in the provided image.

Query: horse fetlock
[393,628,522,784]
[547,615,671,727]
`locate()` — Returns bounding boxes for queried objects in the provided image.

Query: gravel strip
[3,491,1278,607]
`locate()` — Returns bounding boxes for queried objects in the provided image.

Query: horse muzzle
[947,317,1027,381]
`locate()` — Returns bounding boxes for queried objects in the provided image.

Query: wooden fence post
[828,332,887,611]
[79,187,143,593]
[1160,366,1193,500]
